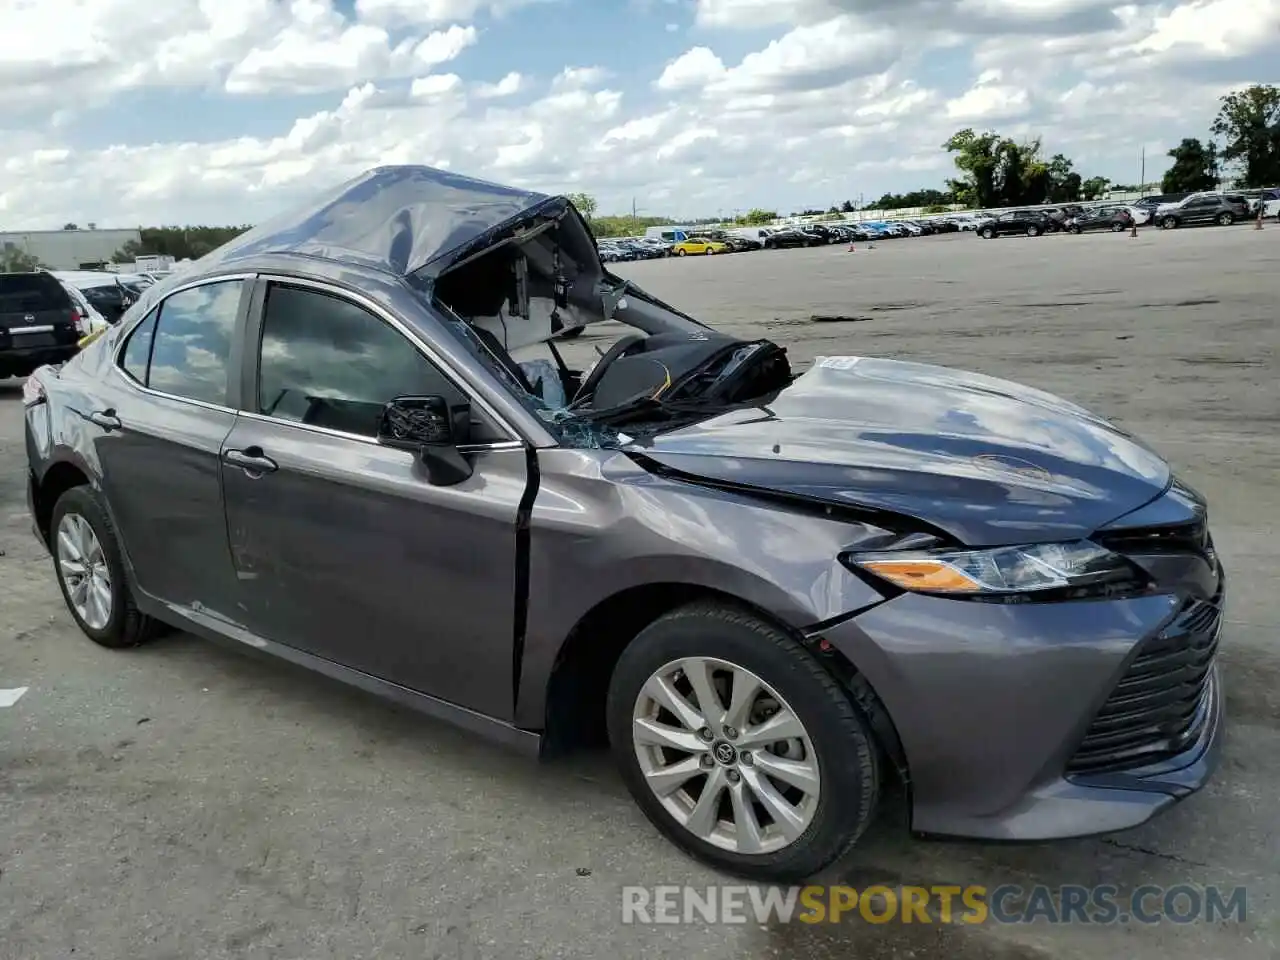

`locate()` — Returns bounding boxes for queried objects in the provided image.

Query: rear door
[0,272,80,366]
[1182,196,1217,224]
[91,276,250,620]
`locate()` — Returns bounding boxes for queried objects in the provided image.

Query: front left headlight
[843,540,1148,601]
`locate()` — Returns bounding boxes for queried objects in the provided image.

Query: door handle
[89,409,122,431]
[223,447,278,476]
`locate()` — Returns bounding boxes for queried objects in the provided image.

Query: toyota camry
[23,166,1224,882]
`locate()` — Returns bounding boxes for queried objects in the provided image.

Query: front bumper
[818,581,1225,841]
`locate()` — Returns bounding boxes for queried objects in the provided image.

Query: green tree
[735,208,777,225]
[943,129,1003,207]
[0,248,43,271]
[1080,176,1111,200]
[112,225,253,263]
[1161,139,1219,193]
[565,192,597,219]
[873,188,956,210]
[590,215,674,238]
[63,222,78,230]
[1211,84,1280,187]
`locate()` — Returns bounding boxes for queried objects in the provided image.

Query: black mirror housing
[378,395,456,449]
[377,396,474,486]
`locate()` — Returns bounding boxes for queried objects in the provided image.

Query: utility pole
[631,196,636,218]
[1139,146,1145,196]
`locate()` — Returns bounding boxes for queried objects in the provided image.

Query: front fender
[515,449,889,727]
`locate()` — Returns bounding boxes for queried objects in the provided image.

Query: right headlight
[843,540,1149,601]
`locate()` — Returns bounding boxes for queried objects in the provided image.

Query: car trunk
[0,273,80,352]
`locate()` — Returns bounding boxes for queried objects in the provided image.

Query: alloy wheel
[631,656,821,855]
[56,512,113,630]
[1217,213,1234,225]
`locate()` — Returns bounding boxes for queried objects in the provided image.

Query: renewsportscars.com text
[621,884,1247,926]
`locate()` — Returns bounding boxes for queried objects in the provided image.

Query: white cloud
[411,24,479,66]
[0,0,1273,228]
[656,47,725,90]
[475,71,522,97]
[411,73,464,97]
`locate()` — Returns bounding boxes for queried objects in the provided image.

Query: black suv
[1156,194,1250,229]
[0,272,82,379]
[977,211,1053,239]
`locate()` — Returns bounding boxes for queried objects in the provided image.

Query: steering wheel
[573,333,647,406]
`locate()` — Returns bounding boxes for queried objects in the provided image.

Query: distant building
[0,228,141,269]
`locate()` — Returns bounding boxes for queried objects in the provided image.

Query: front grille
[1066,596,1221,776]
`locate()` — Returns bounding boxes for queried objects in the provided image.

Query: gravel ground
[2,224,1277,960]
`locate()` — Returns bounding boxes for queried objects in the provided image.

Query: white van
[644,225,691,242]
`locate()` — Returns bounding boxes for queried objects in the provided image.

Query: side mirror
[377,396,473,486]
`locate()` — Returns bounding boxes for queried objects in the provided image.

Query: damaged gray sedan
[24,166,1224,881]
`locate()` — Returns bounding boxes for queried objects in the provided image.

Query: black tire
[50,486,162,649]
[675,248,687,257]
[1217,212,1234,226]
[980,226,995,239]
[606,601,880,882]
[1070,225,1083,234]
[1111,222,1126,232]
[1026,225,1041,237]
[1161,216,1178,230]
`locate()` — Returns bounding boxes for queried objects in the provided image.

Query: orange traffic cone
[847,243,856,252]
[1129,220,1138,238]
[1256,209,1265,231]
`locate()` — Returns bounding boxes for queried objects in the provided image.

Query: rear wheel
[50,486,162,649]
[1217,212,1235,226]
[980,226,996,239]
[607,601,880,882]
[1111,222,1126,232]
[1161,216,1178,229]
[1025,225,1041,237]
[1070,225,1083,234]
[676,248,687,257]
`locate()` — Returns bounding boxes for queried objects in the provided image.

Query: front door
[220,279,528,720]
[91,278,248,619]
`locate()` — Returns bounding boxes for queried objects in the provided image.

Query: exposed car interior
[429,206,794,436]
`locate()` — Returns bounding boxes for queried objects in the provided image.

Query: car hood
[188,165,603,281]
[627,356,1171,546]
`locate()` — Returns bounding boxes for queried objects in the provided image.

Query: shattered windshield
[415,203,793,449]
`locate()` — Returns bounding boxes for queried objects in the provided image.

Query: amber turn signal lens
[858,560,982,593]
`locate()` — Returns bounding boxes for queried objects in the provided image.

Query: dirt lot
[2,225,1277,960]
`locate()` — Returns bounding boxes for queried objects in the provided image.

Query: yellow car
[671,237,729,256]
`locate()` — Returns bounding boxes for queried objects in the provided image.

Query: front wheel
[1217,212,1235,226]
[1026,225,1041,237]
[607,602,880,882]
[980,227,996,239]
[1070,225,1083,234]
[676,248,687,256]
[1161,216,1178,230]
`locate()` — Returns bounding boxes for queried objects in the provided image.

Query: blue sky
[0,0,1275,228]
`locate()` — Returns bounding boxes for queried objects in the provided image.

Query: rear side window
[0,273,72,313]
[119,310,158,384]
[146,280,242,405]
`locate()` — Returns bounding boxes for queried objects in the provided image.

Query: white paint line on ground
[0,687,30,708]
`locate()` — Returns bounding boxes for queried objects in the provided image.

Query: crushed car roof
[191,165,554,279]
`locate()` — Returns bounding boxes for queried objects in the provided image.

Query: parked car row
[596,187,1278,261]
[973,191,1266,239]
